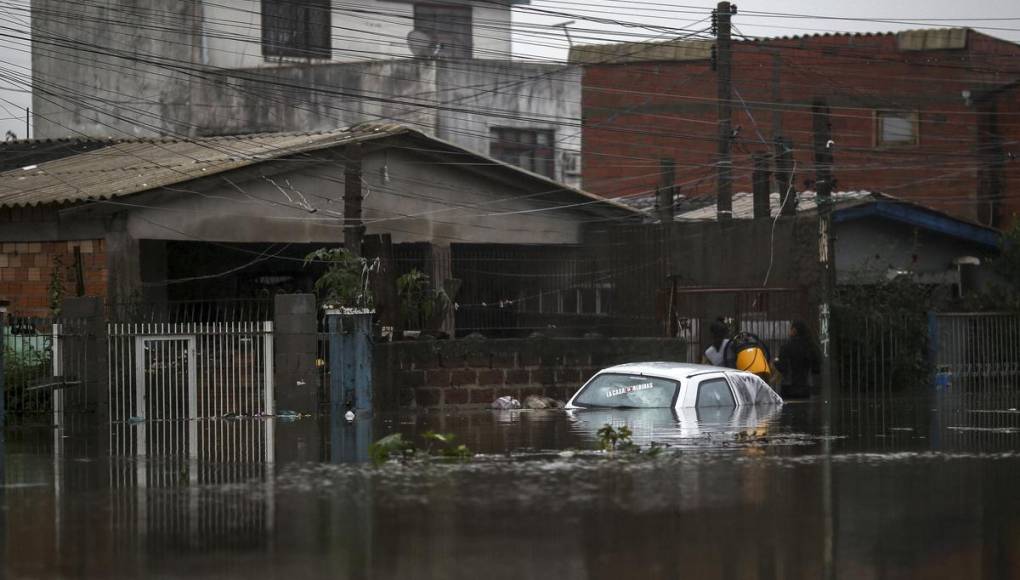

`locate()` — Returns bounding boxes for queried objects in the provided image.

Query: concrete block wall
[374,337,688,411]
[0,240,107,315]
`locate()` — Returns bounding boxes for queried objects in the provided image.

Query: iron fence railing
[3,316,93,419]
[833,308,929,396]
[107,299,273,323]
[931,312,1020,390]
[665,287,810,363]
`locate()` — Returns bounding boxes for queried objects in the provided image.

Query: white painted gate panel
[109,322,274,423]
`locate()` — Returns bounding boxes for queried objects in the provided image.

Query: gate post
[61,297,108,420]
[273,294,317,414]
[327,309,374,416]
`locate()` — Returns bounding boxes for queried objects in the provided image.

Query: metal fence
[4,316,92,419]
[108,322,274,422]
[832,308,929,396]
[664,287,810,363]
[931,312,1020,389]
[108,299,273,323]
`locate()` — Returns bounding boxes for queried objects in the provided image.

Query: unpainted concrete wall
[201,0,512,69]
[835,219,997,285]
[31,0,200,139]
[436,60,582,186]
[119,148,588,245]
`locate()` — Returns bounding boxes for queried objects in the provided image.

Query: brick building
[572,28,1020,228]
[0,125,636,323]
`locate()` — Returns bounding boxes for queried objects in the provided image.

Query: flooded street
[4,392,1020,579]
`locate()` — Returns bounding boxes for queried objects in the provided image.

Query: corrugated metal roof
[675,190,875,220]
[568,28,983,65]
[0,124,409,208]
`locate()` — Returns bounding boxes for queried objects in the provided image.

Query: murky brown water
[5,391,1020,579]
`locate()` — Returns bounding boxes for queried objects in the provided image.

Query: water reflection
[566,404,783,447]
[4,394,1020,578]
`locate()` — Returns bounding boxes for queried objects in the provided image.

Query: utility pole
[25,108,29,140]
[812,99,836,402]
[714,1,736,220]
[343,144,365,258]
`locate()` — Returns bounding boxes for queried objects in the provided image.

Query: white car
[565,362,783,410]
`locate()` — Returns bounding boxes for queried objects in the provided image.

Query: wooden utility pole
[715,1,736,220]
[751,154,770,220]
[812,99,836,401]
[343,144,365,257]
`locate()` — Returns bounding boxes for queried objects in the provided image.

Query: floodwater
[4,391,1020,579]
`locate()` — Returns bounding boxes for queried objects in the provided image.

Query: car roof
[596,362,735,382]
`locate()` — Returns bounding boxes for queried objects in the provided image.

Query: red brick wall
[0,240,107,316]
[582,30,1020,226]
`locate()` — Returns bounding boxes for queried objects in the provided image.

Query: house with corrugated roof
[0,124,638,335]
[662,190,1001,288]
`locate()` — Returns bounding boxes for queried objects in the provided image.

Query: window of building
[876,111,918,146]
[413,4,472,59]
[262,0,332,59]
[490,128,555,178]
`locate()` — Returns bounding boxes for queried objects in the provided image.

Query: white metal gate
[109,322,275,422]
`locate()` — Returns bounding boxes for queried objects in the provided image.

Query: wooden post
[343,144,365,258]
[715,1,736,221]
[752,154,771,220]
[813,99,837,401]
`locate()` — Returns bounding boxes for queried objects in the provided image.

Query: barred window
[414,4,472,59]
[262,0,332,59]
[490,128,555,178]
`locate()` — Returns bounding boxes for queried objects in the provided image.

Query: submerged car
[565,362,783,410]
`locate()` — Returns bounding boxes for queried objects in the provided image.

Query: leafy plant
[397,269,449,331]
[955,219,1020,312]
[304,248,375,309]
[368,431,473,465]
[368,433,415,464]
[3,342,52,413]
[421,430,472,458]
[832,278,933,390]
[596,424,636,453]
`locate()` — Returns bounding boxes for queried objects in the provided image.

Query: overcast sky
[1,0,1018,138]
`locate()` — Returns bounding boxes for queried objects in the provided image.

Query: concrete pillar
[104,219,143,305]
[61,297,108,421]
[273,294,319,415]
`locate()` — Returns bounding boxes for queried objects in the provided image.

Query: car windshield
[572,373,680,408]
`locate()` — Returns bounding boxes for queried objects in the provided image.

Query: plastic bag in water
[490,395,521,410]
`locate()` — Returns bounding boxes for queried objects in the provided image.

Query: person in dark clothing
[701,318,731,367]
[774,320,821,399]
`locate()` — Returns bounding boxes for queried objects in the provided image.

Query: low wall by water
[373,337,688,411]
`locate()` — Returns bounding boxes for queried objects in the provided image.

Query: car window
[572,373,679,408]
[696,378,736,408]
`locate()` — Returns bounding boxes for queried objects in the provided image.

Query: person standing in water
[701,319,731,367]
[774,320,821,399]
